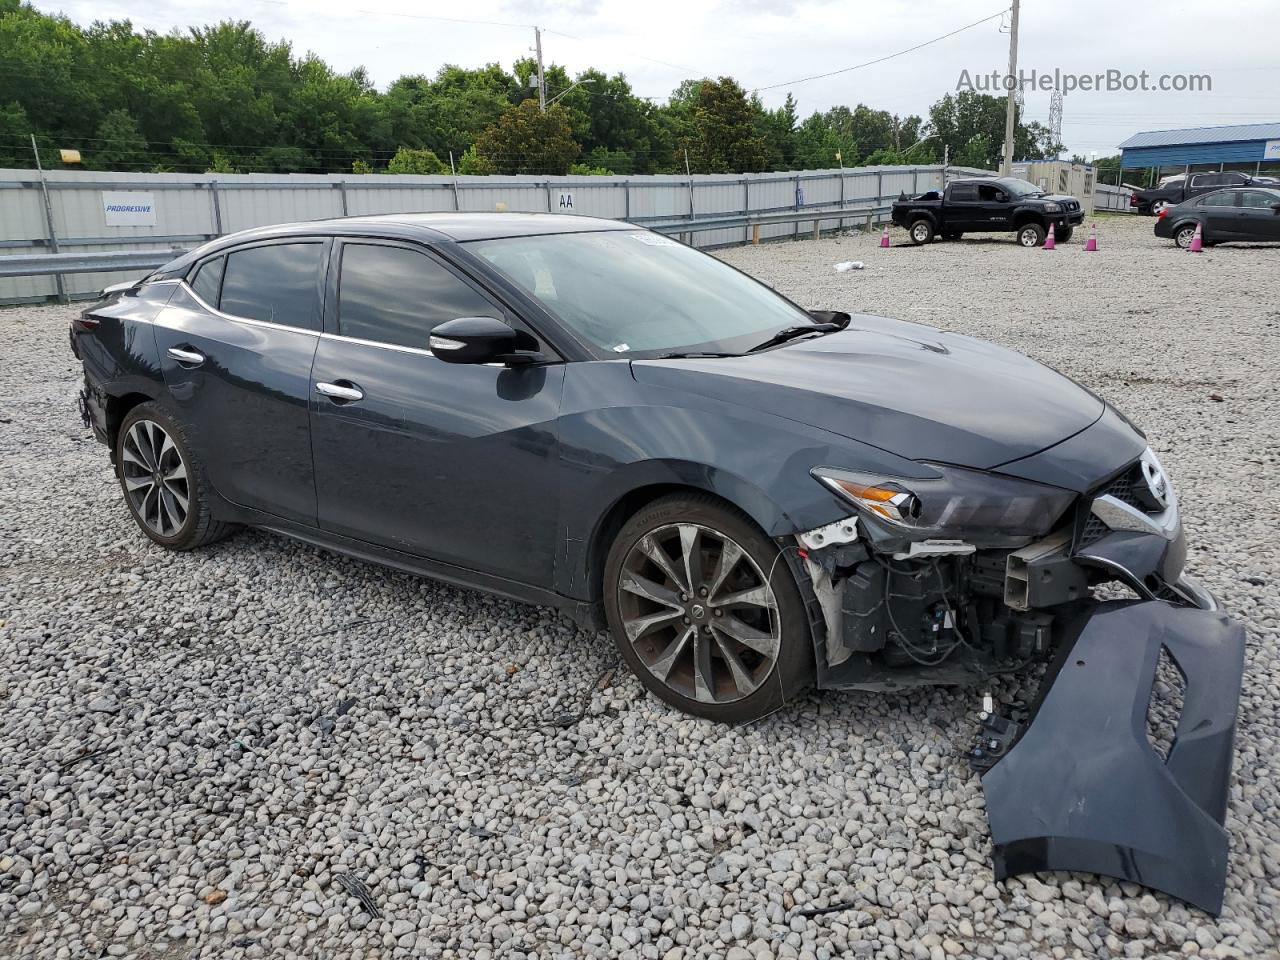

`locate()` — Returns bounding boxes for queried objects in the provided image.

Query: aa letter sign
[556,191,576,212]
[102,191,157,227]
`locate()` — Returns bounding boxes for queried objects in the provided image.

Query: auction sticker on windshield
[630,233,680,247]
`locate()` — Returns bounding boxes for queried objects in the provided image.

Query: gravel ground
[1,214,1277,960]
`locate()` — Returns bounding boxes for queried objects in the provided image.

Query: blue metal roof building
[1119,123,1280,170]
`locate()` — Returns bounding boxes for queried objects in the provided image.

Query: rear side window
[1193,191,1232,207]
[220,242,324,331]
[337,243,497,350]
[949,184,977,201]
[190,256,224,305]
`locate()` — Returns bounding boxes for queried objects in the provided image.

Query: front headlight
[811,464,1075,541]
[1042,202,1062,213]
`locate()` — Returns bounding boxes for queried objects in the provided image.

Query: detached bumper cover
[981,599,1245,915]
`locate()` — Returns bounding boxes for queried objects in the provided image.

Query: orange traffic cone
[1084,223,1098,251]
[1189,222,1203,252]
[1043,223,1056,250]
[879,225,890,248]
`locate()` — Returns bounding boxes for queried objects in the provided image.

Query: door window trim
[182,237,331,335]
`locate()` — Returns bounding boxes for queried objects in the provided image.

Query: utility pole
[1000,0,1020,176]
[533,27,546,112]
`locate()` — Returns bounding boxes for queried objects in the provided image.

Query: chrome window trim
[320,332,435,358]
[175,279,321,337]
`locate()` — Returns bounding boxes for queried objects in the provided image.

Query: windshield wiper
[746,321,844,354]
[656,350,741,359]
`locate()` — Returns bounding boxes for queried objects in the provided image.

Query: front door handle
[316,380,364,403]
[167,346,205,366]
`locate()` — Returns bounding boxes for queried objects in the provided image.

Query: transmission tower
[1048,90,1064,159]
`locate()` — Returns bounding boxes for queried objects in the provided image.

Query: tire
[1056,226,1073,243]
[1151,200,1170,216]
[1174,224,1199,249]
[941,231,962,241]
[115,402,236,550]
[1017,222,1046,247]
[603,493,813,722]
[908,218,935,245]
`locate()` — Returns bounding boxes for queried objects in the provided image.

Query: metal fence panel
[1,164,1125,303]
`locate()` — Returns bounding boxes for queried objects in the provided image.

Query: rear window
[220,242,324,331]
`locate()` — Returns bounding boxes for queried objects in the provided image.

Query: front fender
[553,362,927,600]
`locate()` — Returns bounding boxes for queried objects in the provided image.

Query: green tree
[386,146,447,174]
[456,145,495,175]
[90,109,147,170]
[680,77,767,174]
[473,100,580,175]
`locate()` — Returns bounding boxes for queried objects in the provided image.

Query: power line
[750,9,1010,94]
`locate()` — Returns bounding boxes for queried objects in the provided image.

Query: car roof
[153,212,634,278]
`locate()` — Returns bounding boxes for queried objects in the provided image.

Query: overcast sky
[42,0,1280,158]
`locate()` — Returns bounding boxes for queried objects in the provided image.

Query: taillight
[72,314,101,333]
[1156,208,1168,220]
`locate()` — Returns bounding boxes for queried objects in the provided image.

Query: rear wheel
[116,402,235,550]
[1174,224,1199,249]
[604,494,813,722]
[909,219,935,245]
[1151,200,1170,216]
[1017,222,1046,247]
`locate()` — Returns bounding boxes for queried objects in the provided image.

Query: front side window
[977,184,1006,202]
[1238,190,1280,209]
[220,242,324,331]
[337,243,497,350]
[469,230,816,357]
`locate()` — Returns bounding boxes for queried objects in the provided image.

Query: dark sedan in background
[70,212,1245,912]
[1155,187,1280,247]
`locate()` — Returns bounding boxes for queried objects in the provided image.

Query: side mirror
[429,316,541,365]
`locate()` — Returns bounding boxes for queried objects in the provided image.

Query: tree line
[0,1,1064,176]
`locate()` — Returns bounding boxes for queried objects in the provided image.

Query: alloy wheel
[911,223,930,242]
[120,419,190,537]
[1176,226,1196,248]
[616,523,781,704]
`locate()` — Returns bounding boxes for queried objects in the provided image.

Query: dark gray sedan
[70,212,1245,912]
[1155,186,1280,247]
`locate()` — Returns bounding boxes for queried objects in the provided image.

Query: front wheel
[1056,226,1073,243]
[1017,222,1047,247]
[116,402,236,550]
[604,494,813,722]
[909,219,935,245]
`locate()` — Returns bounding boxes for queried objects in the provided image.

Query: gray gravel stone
[1,216,1277,959]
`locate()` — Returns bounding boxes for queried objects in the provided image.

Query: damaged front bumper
[980,598,1245,915]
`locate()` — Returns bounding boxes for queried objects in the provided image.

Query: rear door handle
[167,346,205,366]
[315,380,364,403]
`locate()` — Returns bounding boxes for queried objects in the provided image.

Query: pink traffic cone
[1084,223,1098,251]
[879,225,890,248]
[1189,222,1203,252]
[1043,223,1056,250]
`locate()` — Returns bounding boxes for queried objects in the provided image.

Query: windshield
[467,230,816,356]
[1001,178,1046,197]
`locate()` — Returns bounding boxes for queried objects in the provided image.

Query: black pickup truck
[892,177,1085,247]
[1130,171,1278,215]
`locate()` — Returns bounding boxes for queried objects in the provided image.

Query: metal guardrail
[0,207,895,282]
[0,248,188,279]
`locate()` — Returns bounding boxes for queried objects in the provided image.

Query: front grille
[1077,461,1153,548]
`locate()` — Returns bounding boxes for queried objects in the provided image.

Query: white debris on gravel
[0,215,1277,960]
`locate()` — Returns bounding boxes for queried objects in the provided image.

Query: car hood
[630,315,1104,470]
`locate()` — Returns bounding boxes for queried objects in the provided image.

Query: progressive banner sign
[102,191,157,226]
